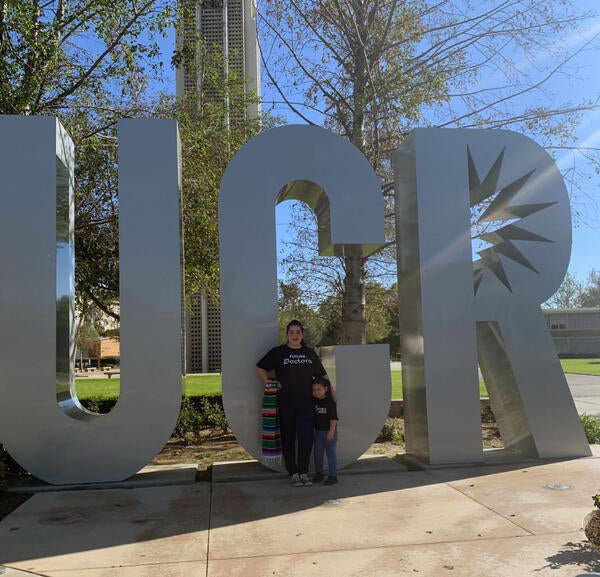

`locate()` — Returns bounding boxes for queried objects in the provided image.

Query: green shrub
[173,395,229,443]
[75,393,229,442]
[198,397,229,433]
[79,397,116,413]
[581,413,600,444]
[376,418,404,444]
[480,402,496,423]
[173,398,205,442]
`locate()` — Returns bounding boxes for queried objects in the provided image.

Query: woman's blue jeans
[313,428,338,476]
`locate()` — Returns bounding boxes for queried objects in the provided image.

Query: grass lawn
[74,374,222,400]
[75,379,121,399]
[75,371,489,400]
[560,358,600,376]
[184,374,222,396]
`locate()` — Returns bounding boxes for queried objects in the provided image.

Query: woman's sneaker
[312,472,325,483]
[291,473,303,487]
[323,476,338,485]
[299,473,313,486]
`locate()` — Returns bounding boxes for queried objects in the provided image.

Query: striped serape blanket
[262,380,282,467]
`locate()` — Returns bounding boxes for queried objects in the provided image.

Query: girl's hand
[327,431,334,441]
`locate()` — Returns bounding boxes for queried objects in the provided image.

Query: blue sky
[157,2,599,285]
[552,18,600,283]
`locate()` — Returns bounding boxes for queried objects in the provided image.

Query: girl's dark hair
[313,375,332,396]
[286,319,306,346]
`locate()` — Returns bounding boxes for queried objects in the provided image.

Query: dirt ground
[0,420,502,522]
[150,419,503,473]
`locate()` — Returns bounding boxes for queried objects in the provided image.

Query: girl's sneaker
[291,473,303,487]
[312,472,325,483]
[323,476,338,485]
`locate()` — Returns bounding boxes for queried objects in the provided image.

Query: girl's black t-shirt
[314,396,338,431]
[257,344,326,407]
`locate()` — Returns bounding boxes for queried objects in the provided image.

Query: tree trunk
[342,248,366,344]
[340,2,369,345]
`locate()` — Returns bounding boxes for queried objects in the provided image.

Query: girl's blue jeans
[313,428,338,476]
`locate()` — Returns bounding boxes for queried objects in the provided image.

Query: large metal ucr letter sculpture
[219,125,391,470]
[394,128,590,464]
[0,117,183,484]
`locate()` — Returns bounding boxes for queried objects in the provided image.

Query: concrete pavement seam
[206,479,214,577]
[442,481,536,536]
[205,531,584,562]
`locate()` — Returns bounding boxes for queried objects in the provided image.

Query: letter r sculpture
[394,128,590,465]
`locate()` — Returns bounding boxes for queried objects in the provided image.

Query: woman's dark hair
[286,319,304,333]
[313,375,332,396]
[286,319,306,346]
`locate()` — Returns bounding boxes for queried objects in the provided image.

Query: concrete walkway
[2,453,600,576]
[1,370,599,576]
[567,374,600,419]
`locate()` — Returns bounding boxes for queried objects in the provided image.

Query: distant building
[177,0,260,117]
[76,338,120,370]
[544,308,600,357]
[177,0,261,373]
[185,294,222,373]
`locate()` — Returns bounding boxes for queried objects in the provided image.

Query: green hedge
[581,414,600,444]
[78,394,228,444]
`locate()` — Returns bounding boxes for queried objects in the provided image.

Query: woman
[256,319,327,487]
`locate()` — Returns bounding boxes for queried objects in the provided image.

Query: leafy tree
[579,269,600,308]
[365,282,398,348]
[260,0,600,344]
[0,0,174,116]
[544,272,585,309]
[174,46,266,304]
[316,293,343,346]
[316,282,399,350]
[76,321,100,357]
[0,1,178,320]
[278,281,323,346]
[70,59,265,319]
[1,2,271,319]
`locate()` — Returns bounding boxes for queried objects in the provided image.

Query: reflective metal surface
[55,134,82,418]
[219,124,389,469]
[394,128,590,464]
[394,129,482,464]
[326,345,392,467]
[0,117,183,484]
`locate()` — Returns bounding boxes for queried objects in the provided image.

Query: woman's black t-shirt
[257,345,326,407]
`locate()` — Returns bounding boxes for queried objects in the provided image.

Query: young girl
[312,376,339,485]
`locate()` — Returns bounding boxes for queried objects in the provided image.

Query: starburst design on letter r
[469,146,556,294]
